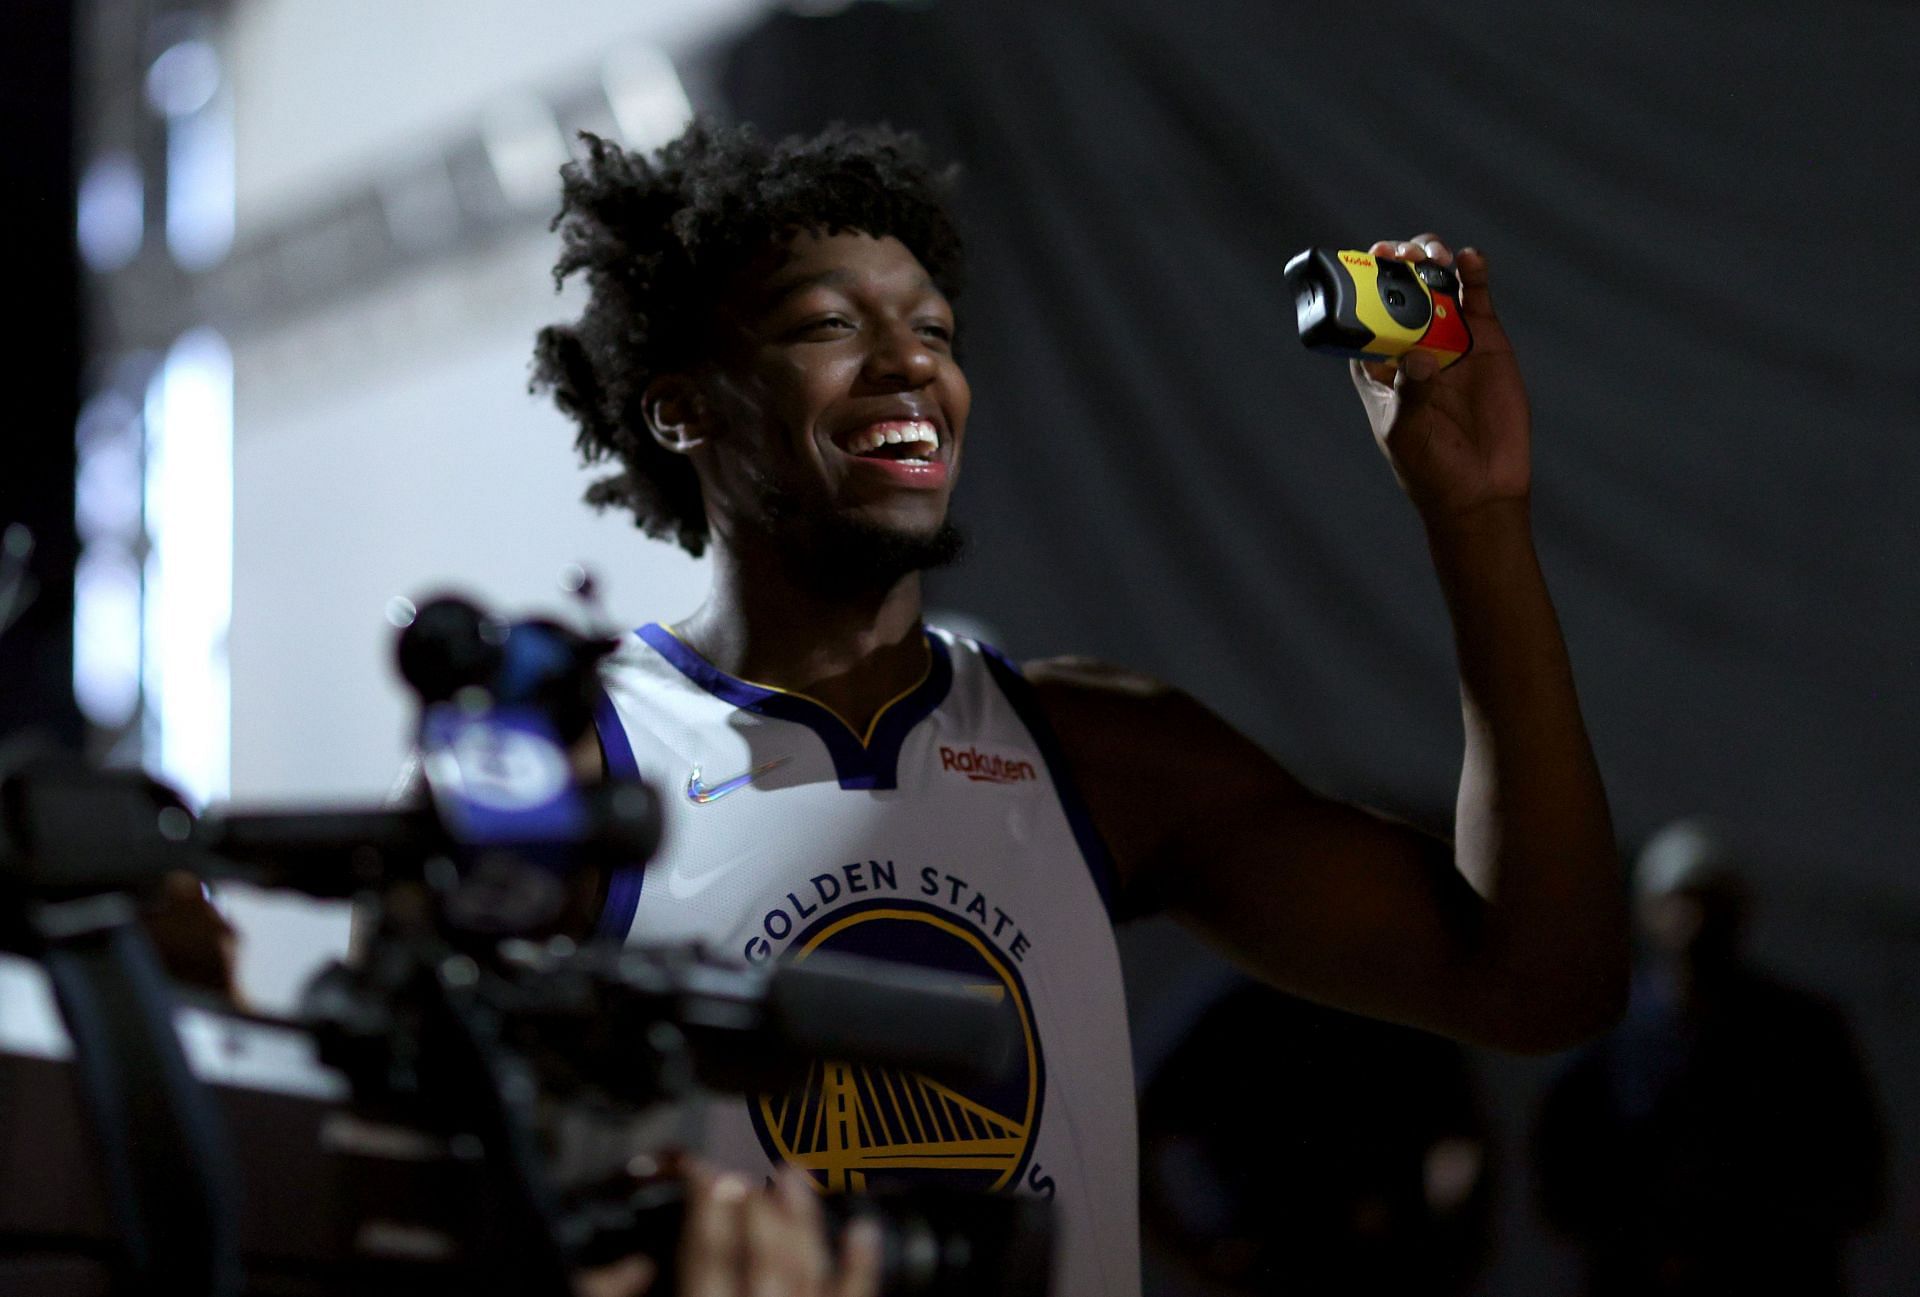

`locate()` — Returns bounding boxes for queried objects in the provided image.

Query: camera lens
[1374,263,1430,329]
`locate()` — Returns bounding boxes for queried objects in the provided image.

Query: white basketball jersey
[593,623,1140,1297]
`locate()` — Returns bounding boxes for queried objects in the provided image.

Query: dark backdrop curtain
[722,0,1919,893]
[718,3,1919,1287]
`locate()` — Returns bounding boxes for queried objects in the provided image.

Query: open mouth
[839,419,942,465]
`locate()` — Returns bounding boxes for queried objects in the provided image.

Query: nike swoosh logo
[686,756,790,804]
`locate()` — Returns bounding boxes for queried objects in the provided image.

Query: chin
[795,512,967,594]
[856,504,953,544]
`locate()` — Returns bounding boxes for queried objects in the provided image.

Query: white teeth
[845,421,939,456]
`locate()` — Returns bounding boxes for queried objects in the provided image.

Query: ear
[642,375,710,454]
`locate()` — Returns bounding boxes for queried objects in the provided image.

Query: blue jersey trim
[592,684,647,941]
[978,645,1123,921]
[636,623,953,791]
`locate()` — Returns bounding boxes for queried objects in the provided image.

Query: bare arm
[1027,235,1625,1053]
[1031,651,1618,1053]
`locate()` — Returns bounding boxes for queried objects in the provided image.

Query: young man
[533,121,1625,1297]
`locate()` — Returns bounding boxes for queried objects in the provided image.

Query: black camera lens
[1373,260,1431,329]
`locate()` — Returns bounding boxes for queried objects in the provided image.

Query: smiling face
[665,228,971,589]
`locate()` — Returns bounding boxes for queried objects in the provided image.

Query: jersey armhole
[977,644,1124,923]
[592,683,648,941]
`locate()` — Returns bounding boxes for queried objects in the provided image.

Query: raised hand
[1349,235,1531,527]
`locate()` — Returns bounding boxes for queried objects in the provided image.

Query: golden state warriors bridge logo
[749,898,1045,1194]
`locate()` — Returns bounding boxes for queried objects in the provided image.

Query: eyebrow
[756,267,940,309]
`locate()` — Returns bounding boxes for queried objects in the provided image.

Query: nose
[861,320,938,390]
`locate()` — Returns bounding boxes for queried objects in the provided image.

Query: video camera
[0,588,1053,1297]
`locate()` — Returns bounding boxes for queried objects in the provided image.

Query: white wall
[223,235,709,1012]
[229,234,710,808]
[217,2,755,1010]
[230,0,771,230]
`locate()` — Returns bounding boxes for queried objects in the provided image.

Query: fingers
[682,1169,751,1297]
[573,1255,657,1297]
[1355,357,1398,388]
[143,871,243,1000]
[743,1171,832,1297]
[1454,246,1496,319]
[1359,232,1496,359]
[831,1218,883,1297]
[682,1167,869,1297]
[1351,347,1436,413]
[1367,234,1455,266]
[1409,233,1453,266]
[1401,351,1441,382]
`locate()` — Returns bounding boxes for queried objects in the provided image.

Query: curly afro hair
[531,119,966,556]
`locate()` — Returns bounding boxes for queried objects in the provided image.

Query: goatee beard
[758,490,967,598]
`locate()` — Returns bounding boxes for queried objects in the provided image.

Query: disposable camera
[1283,247,1472,370]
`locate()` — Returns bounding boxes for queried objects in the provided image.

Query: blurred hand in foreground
[575,1166,882,1297]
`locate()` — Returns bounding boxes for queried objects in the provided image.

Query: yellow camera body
[1283,248,1472,370]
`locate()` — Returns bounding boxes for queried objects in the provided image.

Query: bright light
[73,389,146,728]
[73,548,143,728]
[74,391,143,543]
[152,37,233,269]
[602,44,692,155]
[143,328,233,808]
[481,92,569,212]
[166,95,235,270]
[77,153,144,272]
[146,39,220,118]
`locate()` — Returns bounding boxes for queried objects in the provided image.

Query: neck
[672,537,931,733]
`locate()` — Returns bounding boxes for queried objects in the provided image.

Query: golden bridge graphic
[758,1056,1031,1193]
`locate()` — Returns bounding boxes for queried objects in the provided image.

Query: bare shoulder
[1019,655,1299,796]
[1021,655,1171,698]
[1014,656,1313,905]
[1018,655,1224,784]
[1019,657,1184,747]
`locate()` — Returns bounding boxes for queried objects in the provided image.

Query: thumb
[1400,350,1440,383]
[1455,247,1498,322]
